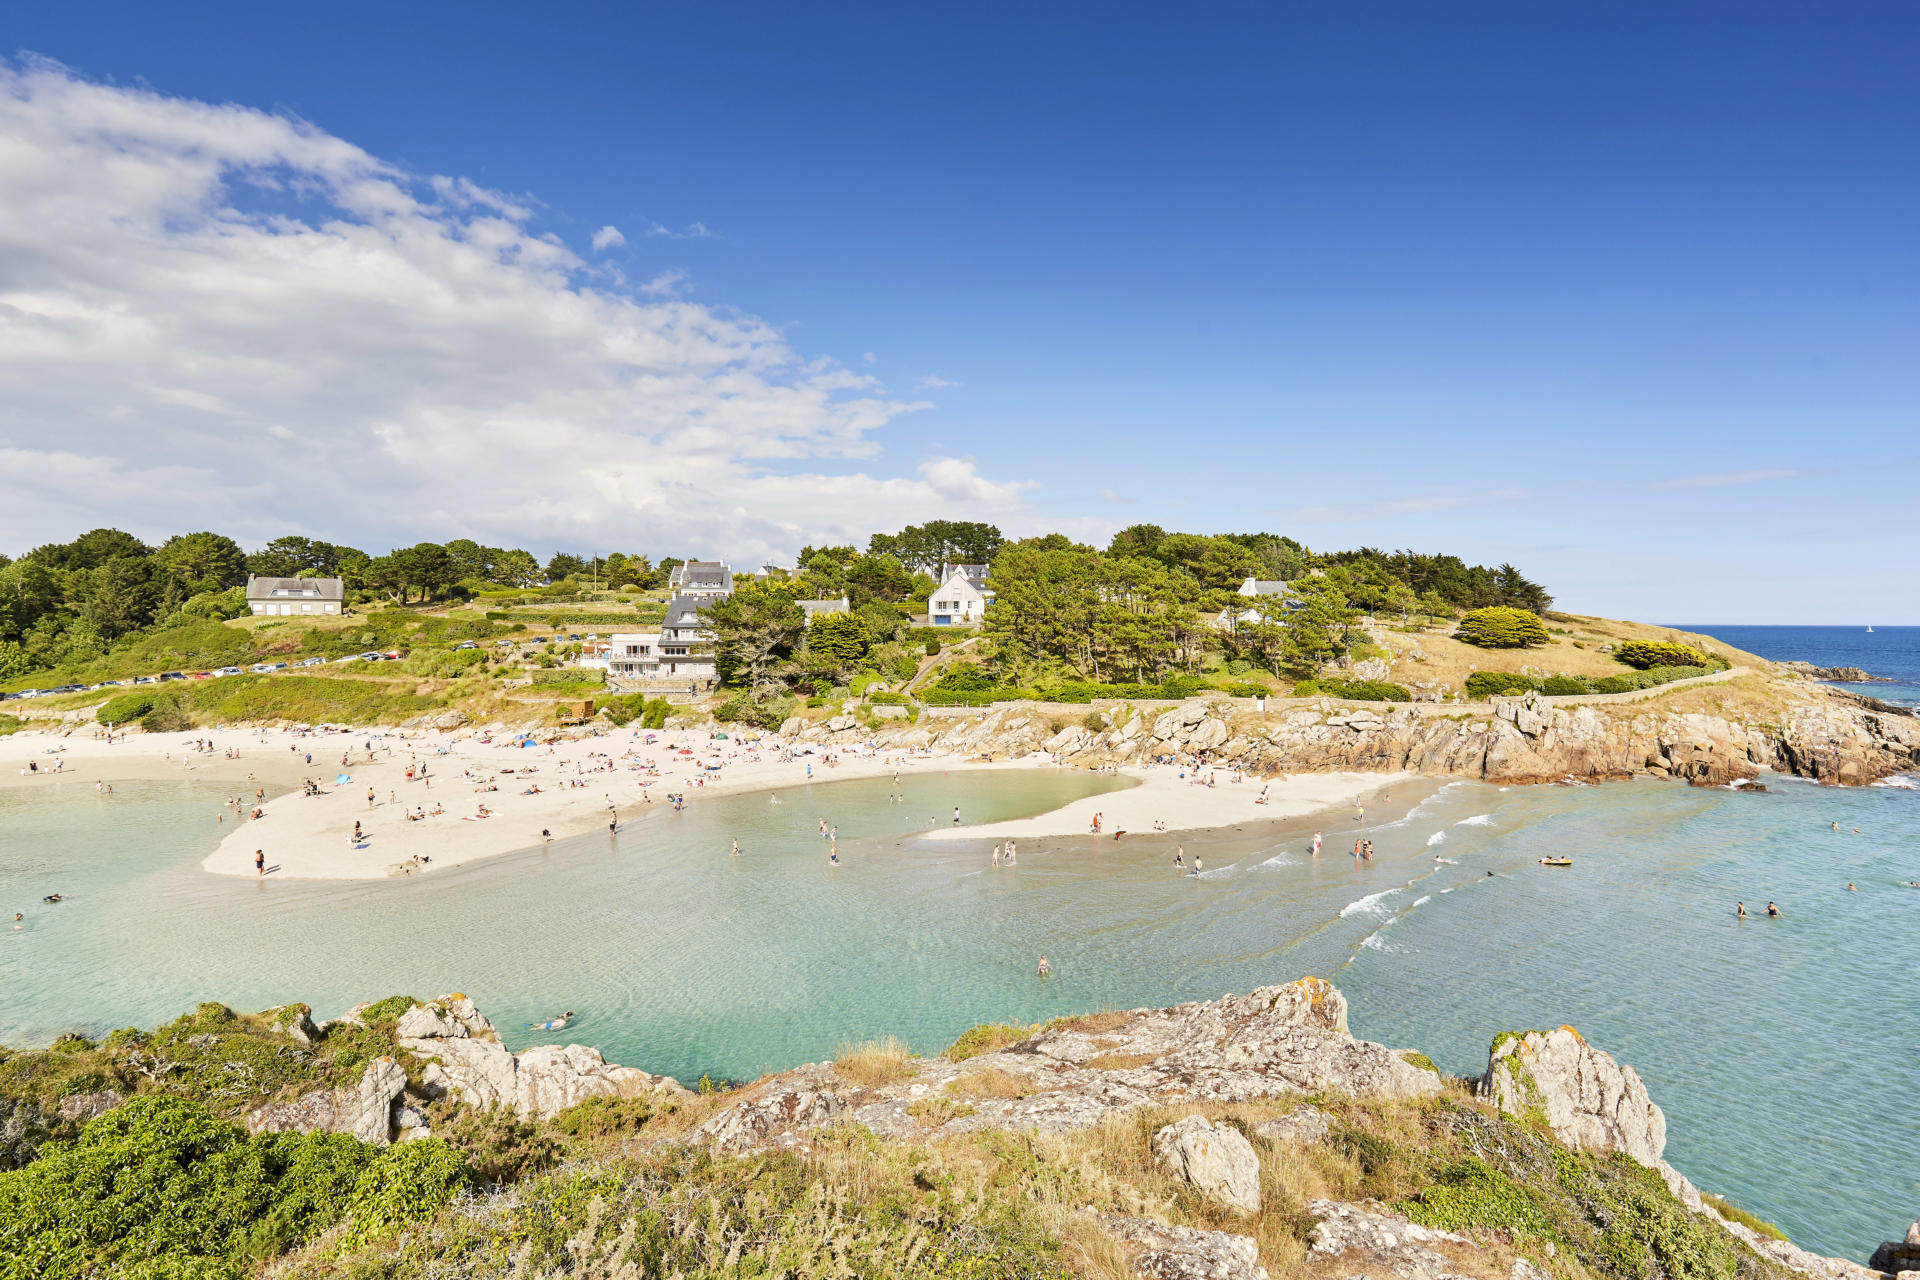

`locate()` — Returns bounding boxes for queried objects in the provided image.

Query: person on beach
[254,849,265,875]
[367,788,375,809]
[541,829,552,843]
[351,821,362,843]
[1311,831,1321,856]
[953,806,961,826]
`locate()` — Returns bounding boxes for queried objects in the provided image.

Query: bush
[924,638,941,656]
[1465,671,1541,699]
[1296,678,1412,702]
[1614,640,1714,670]
[714,695,783,730]
[1540,675,1590,695]
[1225,681,1269,698]
[0,1096,470,1279]
[553,1096,654,1141]
[602,695,672,729]
[97,690,160,725]
[1454,607,1549,648]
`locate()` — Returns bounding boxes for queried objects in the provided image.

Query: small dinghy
[1537,857,1573,867]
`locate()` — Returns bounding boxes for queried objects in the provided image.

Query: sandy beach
[3,722,1412,881]
[920,765,1411,842]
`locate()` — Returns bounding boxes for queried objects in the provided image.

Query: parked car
[186,672,212,680]
[334,654,363,663]
[358,651,386,662]
[567,634,582,641]
[97,680,126,688]
[251,663,277,673]
[133,675,158,685]
[212,666,243,677]
[159,672,185,682]
[297,657,326,668]
[494,639,514,648]
[382,650,404,661]
[452,641,477,651]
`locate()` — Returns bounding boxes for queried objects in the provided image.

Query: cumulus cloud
[638,269,688,298]
[645,220,713,240]
[919,373,959,389]
[1651,468,1797,491]
[0,59,1032,562]
[590,224,626,251]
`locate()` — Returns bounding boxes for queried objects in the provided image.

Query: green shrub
[1454,606,1549,648]
[1402,1156,1548,1232]
[944,1023,1036,1061]
[924,638,941,656]
[553,1096,654,1141]
[0,1096,446,1280]
[97,690,160,725]
[867,691,909,706]
[1225,681,1269,698]
[529,668,603,686]
[1465,671,1541,699]
[1540,675,1591,695]
[436,1105,562,1185]
[1308,678,1411,702]
[1614,640,1715,670]
[714,695,783,730]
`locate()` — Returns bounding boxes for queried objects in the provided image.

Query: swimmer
[1847,882,1856,892]
[1037,955,1051,977]
[1174,846,1184,868]
[1766,901,1780,917]
[1192,857,1203,876]
[731,838,740,857]
[1736,901,1746,919]
[829,842,839,865]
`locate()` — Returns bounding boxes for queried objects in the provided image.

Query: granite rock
[1154,1115,1262,1213]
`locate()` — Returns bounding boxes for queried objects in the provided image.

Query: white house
[929,566,991,627]
[246,575,344,617]
[667,560,734,597]
[798,596,850,626]
[1221,576,1294,633]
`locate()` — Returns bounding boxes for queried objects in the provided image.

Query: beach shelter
[336,773,352,784]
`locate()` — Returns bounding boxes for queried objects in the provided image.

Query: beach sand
[3,723,1417,881]
[920,765,1412,842]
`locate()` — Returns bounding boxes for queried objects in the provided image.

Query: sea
[0,625,1913,1259]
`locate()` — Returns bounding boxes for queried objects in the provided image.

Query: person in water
[1173,846,1184,868]
[731,838,740,857]
[828,841,839,865]
[254,849,265,875]
[1037,955,1051,977]
[1735,901,1746,918]
[1191,857,1203,876]
[1847,882,1857,892]
[1766,901,1780,917]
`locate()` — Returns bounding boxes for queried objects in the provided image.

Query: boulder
[1479,1027,1664,1167]
[398,995,684,1120]
[432,710,468,730]
[1154,1115,1261,1213]
[1254,1106,1332,1147]
[1092,1213,1269,1280]
[246,1054,406,1145]
[1308,1199,1468,1270]
[56,1090,124,1123]
[695,1083,849,1152]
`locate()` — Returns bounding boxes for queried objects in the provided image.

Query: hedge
[1294,678,1413,702]
[1613,640,1714,670]
[530,668,604,686]
[1465,671,1541,699]
[1454,607,1549,649]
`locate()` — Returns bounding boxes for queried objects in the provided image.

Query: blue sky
[2,2,1916,621]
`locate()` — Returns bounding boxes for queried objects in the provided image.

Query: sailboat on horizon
[1866,625,1874,633]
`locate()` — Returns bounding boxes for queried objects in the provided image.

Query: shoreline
[3,723,1423,881]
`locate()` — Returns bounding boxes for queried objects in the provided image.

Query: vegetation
[1465,670,1544,699]
[600,694,672,729]
[1454,606,1550,649]
[1293,677,1412,702]
[1615,640,1716,670]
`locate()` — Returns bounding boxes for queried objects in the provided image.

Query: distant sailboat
[1866,625,1875,633]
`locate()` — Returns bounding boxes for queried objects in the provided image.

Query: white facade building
[929,566,991,626]
[246,575,344,616]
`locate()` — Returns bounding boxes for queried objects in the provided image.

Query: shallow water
[2,766,1915,1257]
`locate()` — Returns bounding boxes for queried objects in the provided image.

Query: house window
[301,603,313,613]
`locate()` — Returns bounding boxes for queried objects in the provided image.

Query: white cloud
[920,373,959,389]
[638,269,687,297]
[1651,468,1797,491]
[590,224,626,251]
[645,220,713,240]
[0,59,1038,562]
[1096,489,1133,506]
[862,352,877,365]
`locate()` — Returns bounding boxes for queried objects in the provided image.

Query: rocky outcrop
[1306,1199,1471,1272]
[785,676,1920,787]
[1093,1213,1270,1280]
[692,977,1440,1154]
[396,994,688,1120]
[1869,1222,1920,1276]
[1479,1027,1665,1167]
[1154,1115,1262,1213]
[246,1054,408,1146]
[1255,1105,1332,1147]
[1782,662,1883,684]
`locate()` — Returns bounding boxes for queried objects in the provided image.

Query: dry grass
[1046,1010,1131,1035]
[1375,613,1770,696]
[943,1021,1039,1061]
[833,1036,916,1088]
[948,1067,1035,1100]
[1086,1051,1163,1071]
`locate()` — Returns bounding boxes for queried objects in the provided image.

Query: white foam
[1871,774,1919,790]
[1433,857,1458,864]
[1412,895,1431,907]
[1456,814,1495,827]
[1340,888,1402,918]
[1255,853,1295,869]
[1196,864,1235,879]
[1426,831,1447,847]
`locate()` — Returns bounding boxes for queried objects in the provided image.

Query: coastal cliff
[1,980,1909,1280]
[784,676,1919,788]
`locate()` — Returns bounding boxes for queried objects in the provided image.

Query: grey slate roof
[798,597,850,619]
[245,575,344,601]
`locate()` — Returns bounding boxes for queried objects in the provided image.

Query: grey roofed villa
[245,575,344,616]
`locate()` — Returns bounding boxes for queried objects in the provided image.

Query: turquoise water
[2,767,1915,1257]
